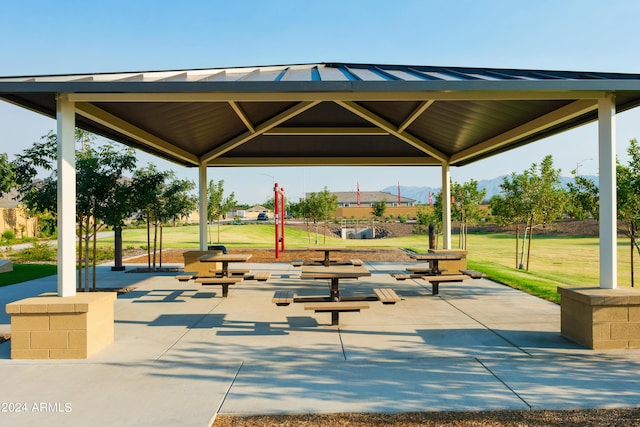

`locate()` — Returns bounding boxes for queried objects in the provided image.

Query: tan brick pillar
[6,292,116,359]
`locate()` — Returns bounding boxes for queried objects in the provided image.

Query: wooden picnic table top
[301,265,370,279]
[411,253,463,261]
[307,246,348,251]
[199,253,252,262]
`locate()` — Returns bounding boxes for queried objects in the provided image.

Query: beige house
[0,190,38,239]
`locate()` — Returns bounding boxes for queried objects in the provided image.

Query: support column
[598,94,617,289]
[199,163,208,251]
[56,94,76,297]
[441,161,451,249]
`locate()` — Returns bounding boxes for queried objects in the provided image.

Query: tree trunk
[84,216,91,292]
[515,223,519,269]
[323,219,327,245]
[632,223,635,288]
[526,217,533,271]
[112,226,125,271]
[146,212,151,270]
[159,223,163,269]
[152,220,158,269]
[77,214,83,292]
[92,220,97,291]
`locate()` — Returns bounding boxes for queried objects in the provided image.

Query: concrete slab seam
[155,299,225,361]
[211,360,244,426]
[442,297,532,356]
[338,328,348,360]
[475,356,532,409]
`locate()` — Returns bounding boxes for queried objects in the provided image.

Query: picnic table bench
[244,271,272,281]
[272,290,294,306]
[422,274,469,295]
[373,288,401,304]
[390,271,423,280]
[460,269,486,279]
[175,271,198,282]
[304,301,370,326]
[193,277,243,297]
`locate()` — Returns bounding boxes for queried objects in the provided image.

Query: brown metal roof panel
[225,134,431,158]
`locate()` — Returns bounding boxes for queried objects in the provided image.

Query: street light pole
[576,158,593,176]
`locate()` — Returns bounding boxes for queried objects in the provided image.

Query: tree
[617,139,640,287]
[207,179,236,244]
[451,179,486,250]
[414,205,440,248]
[371,200,387,220]
[0,152,15,196]
[304,187,338,244]
[491,155,565,270]
[132,165,172,270]
[153,177,197,267]
[566,174,599,221]
[12,132,59,226]
[76,142,136,290]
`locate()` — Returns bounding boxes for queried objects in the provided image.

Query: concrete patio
[2,261,640,427]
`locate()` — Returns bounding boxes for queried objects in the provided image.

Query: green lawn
[0,263,57,288]
[8,223,635,304]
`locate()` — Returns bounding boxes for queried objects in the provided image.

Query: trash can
[208,245,227,254]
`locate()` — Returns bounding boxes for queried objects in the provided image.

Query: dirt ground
[213,408,640,427]
[125,247,414,265]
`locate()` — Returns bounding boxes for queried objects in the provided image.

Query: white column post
[598,94,617,289]
[56,94,76,297]
[199,163,208,251]
[441,161,452,250]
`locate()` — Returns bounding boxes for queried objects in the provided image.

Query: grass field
[0,264,57,287]
[3,223,634,302]
[92,223,639,304]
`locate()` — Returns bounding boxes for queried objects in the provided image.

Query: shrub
[1,230,15,242]
[10,242,56,263]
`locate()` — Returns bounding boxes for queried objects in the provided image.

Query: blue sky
[2,0,640,203]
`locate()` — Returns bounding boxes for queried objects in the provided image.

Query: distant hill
[383,175,599,204]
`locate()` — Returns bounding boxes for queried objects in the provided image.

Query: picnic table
[194,253,252,297]
[307,246,347,267]
[410,253,463,275]
[199,253,252,277]
[301,264,371,300]
[300,264,372,325]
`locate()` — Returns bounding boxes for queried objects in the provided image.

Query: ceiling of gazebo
[2,62,640,168]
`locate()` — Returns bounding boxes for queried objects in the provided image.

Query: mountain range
[382,175,599,204]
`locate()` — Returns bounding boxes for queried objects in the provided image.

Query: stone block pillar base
[558,286,640,350]
[6,292,116,359]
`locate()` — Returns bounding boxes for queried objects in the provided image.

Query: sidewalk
[1,261,640,427]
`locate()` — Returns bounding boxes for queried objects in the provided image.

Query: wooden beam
[264,127,388,136]
[335,100,448,162]
[450,99,598,164]
[199,101,320,163]
[75,103,199,165]
[228,101,255,133]
[206,156,440,167]
[398,100,435,133]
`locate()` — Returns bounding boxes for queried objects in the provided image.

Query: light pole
[575,158,592,176]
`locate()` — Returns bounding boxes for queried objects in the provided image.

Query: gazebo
[3,62,640,354]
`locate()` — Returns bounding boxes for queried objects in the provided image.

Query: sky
[2,0,640,204]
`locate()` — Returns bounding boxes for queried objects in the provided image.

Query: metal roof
[2,62,640,168]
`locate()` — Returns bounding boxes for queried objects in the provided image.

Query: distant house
[329,191,417,207]
[0,190,38,239]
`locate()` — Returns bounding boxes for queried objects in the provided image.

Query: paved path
[1,261,640,426]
